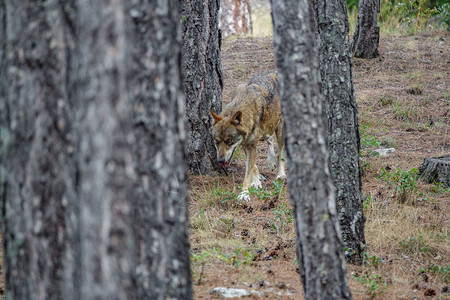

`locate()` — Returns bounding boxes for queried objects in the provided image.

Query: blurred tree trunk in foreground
[314,0,366,265]
[74,0,137,298]
[0,1,76,298]
[271,0,352,299]
[219,0,252,37]
[352,0,380,58]
[180,0,224,175]
[1,1,192,299]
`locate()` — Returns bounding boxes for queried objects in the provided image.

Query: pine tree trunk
[219,0,252,37]
[1,1,192,299]
[0,1,76,299]
[352,0,380,58]
[73,1,138,298]
[271,1,352,299]
[314,0,366,265]
[181,0,224,175]
[128,1,192,298]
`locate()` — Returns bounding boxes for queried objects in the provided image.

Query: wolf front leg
[275,121,286,180]
[238,144,260,201]
[267,135,277,171]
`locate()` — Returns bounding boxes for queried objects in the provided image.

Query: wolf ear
[210,110,223,124]
[231,111,242,126]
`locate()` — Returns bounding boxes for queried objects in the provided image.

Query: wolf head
[210,110,244,167]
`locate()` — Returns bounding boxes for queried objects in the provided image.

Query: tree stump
[418,155,450,187]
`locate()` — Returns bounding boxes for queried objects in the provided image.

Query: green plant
[437,3,450,28]
[219,247,255,268]
[420,264,450,284]
[191,247,219,284]
[400,235,430,254]
[445,89,450,100]
[394,102,419,120]
[363,252,381,268]
[393,0,442,28]
[191,247,218,265]
[248,180,286,202]
[417,191,438,203]
[273,202,293,231]
[360,158,374,177]
[353,272,387,298]
[271,179,285,199]
[430,182,450,196]
[212,183,239,204]
[362,195,372,210]
[376,0,448,35]
[360,124,381,149]
[248,186,271,202]
[379,168,418,202]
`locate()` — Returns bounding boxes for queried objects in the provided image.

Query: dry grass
[191,31,450,299]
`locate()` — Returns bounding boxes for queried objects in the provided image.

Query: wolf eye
[226,139,233,145]
[215,139,220,144]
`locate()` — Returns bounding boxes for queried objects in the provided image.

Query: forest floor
[190,30,449,299]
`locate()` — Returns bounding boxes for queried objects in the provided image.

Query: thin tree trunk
[0,1,76,299]
[219,0,252,37]
[271,1,352,298]
[181,0,224,175]
[128,1,192,298]
[314,0,366,265]
[352,0,380,58]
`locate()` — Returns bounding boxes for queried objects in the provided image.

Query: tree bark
[352,0,380,58]
[219,0,252,37]
[314,0,366,265]
[271,1,352,299]
[1,1,192,299]
[418,155,450,188]
[0,1,76,299]
[73,1,138,299]
[128,1,192,298]
[180,0,224,175]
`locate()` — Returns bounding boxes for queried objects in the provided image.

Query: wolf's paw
[276,170,286,180]
[267,156,277,171]
[250,178,262,189]
[237,191,250,202]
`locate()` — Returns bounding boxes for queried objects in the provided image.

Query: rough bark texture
[181,0,224,174]
[314,0,366,264]
[271,1,352,299]
[128,1,192,298]
[352,0,380,58]
[74,1,137,299]
[1,1,192,299]
[418,155,450,188]
[0,2,76,299]
[219,0,252,37]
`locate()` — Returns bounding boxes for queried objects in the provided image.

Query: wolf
[210,72,286,201]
